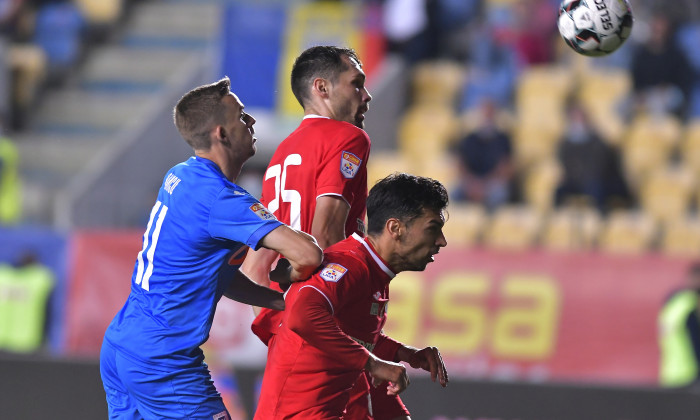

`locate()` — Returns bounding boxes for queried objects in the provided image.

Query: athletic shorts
[100,339,230,420]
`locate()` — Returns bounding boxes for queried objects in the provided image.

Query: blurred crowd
[0,0,126,132]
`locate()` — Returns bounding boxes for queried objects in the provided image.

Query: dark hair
[173,77,231,150]
[366,173,449,235]
[290,45,361,108]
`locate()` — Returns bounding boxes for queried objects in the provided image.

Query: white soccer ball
[557,0,634,57]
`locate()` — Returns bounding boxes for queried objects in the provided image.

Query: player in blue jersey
[99,77,323,420]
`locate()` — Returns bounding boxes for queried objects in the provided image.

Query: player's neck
[195,150,243,182]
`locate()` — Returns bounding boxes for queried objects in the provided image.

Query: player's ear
[386,218,402,240]
[312,78,330,98]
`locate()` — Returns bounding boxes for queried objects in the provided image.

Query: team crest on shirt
[340,151,362,179]
[249,203,277,221]
[319,263,348,282]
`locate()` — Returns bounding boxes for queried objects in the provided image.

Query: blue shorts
[100,339,230,420]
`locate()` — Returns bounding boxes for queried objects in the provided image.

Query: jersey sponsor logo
[319,263,348,282]
[350,335,375,352]
[164,173,181,195]
[340,151,362,179]
[249,203,277,221]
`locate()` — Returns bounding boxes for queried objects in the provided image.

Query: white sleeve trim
[299,285,335,316]
[316,193,351,207]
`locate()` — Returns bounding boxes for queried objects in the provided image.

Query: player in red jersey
[242,46,411,419]
[254,173,449,420]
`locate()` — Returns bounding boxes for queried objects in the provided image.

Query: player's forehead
[223,92,244,111]
[412,208,445,227]
[339,54,365,80]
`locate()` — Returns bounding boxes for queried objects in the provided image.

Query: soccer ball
[557,0,634,57]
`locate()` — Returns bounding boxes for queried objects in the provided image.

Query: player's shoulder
[317,238,369,281]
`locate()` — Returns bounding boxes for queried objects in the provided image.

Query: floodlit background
[1,0,700,418]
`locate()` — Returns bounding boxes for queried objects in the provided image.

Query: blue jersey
[104,156,282,369]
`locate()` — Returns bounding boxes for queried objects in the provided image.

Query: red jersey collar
[351,233,396,279]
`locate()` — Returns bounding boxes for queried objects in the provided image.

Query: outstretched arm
[223,270,284,310]
[258,225,323,281]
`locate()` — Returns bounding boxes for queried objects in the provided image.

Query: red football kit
[252,116,408,419]
[252,115,369,345]
[254,234,406,420]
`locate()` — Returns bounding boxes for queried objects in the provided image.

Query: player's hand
[406,346,448,387]
[365,354,409,395]
[269,258,292,291]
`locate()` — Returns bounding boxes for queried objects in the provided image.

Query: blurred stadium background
[1,0,700,418]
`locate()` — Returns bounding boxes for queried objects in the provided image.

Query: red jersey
[252,116,370,345]
[254,234,399,420]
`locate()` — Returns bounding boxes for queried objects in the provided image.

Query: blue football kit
[100,156,282,419]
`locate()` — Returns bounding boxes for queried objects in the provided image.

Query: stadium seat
[541,205,602,252]
[598,210,657,255]
[638,164,695,225]
[444,202,488,247]
[660,216,700,258]
[397,103,458,163]
[516,65,573,102]
[521,159,563,215]
[483,205,542,251]
[74,0,123,26]
[411,60,466,107]
[366,151,415,186]
[621,113,682,187]
[511,121,562,170]
[578,68,631,144]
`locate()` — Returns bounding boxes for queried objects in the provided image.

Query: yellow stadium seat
[511,122,562,170]
[484,205,542,251]
[522,159,563,214]
[621,113,682,186]
[578,68,631,144]
[661,216,700,258]
[444,203,488,247]
[366,151,415,187]
[598,210,657,255]
[411,60,465,107]
[398,104,458,162]
[542,205,602,251]
[516,65,573,103]
[74,0,123,25]
[639,164,695,225]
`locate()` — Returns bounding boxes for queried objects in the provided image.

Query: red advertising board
[64,231,693,385]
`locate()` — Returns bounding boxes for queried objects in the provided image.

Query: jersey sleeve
[316,126,370,204]
[374,333,403,362]
[208,187,283,250]
[286,285,370,370]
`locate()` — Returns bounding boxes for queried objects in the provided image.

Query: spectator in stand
[453,98,514,210]
[658,262,700,389]
[460,19,520,111]
[0,120,20,224]
[0,251,54,353]
[554,99,629,213]
[630,13,694,119]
